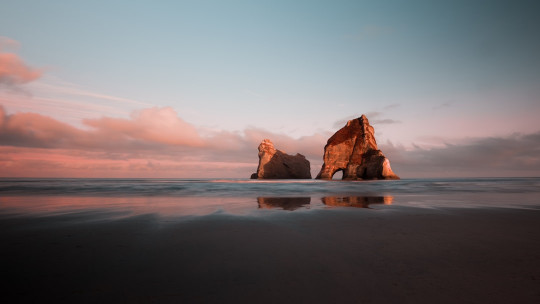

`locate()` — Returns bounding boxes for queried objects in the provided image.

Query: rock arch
[316,115,399,180]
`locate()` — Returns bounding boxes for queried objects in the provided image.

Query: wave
[1,177,539,197]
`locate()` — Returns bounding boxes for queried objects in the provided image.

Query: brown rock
[251,139,312,179]
[316,115,399,180]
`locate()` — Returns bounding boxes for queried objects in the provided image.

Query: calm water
[1,178,539,217]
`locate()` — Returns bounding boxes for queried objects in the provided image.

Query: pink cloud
[0,105,81,147]
[0,105,207,150]
[0,105,329,177]
[0,146,255,178]
[83,107,205,147]
[1,103,540,178]
[0,37,42,86]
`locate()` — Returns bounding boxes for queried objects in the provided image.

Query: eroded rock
[316,115,399,180]
[251,139,312,179]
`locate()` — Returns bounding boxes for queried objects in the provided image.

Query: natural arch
[315,115,399,180]
[331,169,344,180]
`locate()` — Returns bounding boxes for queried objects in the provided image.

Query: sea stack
[251,139,312,179]
[316,115,399,180]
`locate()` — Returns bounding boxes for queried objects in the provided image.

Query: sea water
[1,178,539,218]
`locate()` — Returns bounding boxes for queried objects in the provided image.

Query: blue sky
[1,0,539,177]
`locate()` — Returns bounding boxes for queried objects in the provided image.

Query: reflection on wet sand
[0,196,260,218]
[322,196,394,208]
[257,197,311,211]
[257,196,392,211]
[0,195,394,218]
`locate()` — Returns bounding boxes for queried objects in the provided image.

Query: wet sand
[1,206,540,303]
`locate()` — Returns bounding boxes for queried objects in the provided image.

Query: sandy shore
[1,206,540,303]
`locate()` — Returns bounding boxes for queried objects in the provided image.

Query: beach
[2,198,540,303]
[3,2,540,303]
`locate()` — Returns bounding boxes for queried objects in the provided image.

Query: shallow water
[1,178,539,218]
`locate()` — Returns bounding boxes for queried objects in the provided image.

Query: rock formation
[316,115,399,180]
[251,139,312,179]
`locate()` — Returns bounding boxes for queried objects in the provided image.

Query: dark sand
[2,206,540,303]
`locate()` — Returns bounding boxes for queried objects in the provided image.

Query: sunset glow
[1,1,539,178]
[2,3,539,303]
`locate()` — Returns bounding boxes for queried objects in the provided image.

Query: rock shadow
[257,197,311,211]
[321,196,393,208]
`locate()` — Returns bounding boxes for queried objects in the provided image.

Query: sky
[0,0,539,178]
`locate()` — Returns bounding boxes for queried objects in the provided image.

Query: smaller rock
[251,139,312,179]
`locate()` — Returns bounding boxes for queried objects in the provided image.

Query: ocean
[1,177,539,218]
[2,177,540,303]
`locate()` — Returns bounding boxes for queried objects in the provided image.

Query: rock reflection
[257,197,311,211]
[321,196,393,208]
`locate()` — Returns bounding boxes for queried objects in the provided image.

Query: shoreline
[2,206,539,303]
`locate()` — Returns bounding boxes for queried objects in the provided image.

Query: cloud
[2,104,539,178]
[32,79,151,107]
[83,107,205,147]
[0,37,42,86]
[332,112,400,128]
[0,75,157,130]
[0,105,207,150]
[372,119,401,125]
[0,105,82,148]
[382,133,540,177]
[0,146,256,178]
[0,105,329,177]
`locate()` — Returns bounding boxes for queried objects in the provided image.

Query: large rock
[251,139,312,179]
[316,115,399,180]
